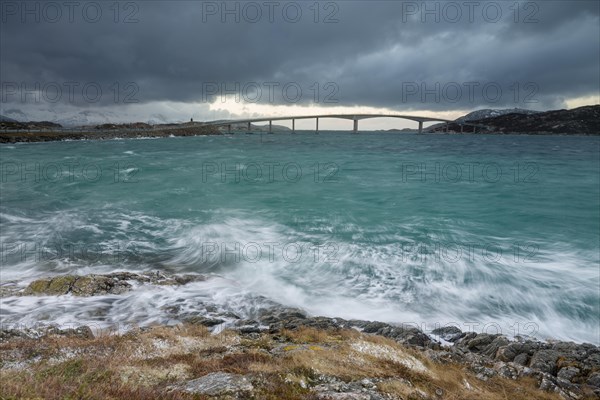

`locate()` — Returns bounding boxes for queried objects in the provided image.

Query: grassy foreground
[0,324,565,400]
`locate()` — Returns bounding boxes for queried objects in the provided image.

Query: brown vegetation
[0,323,574,400]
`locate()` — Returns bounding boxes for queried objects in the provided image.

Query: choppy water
[1,132,599,344]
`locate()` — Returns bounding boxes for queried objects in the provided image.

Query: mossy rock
[24,275,130,296]
[46,276,77,294]
[21,272,203,297]
[70,275,130,296]
[25,279,52,294]
[25,276,77,295]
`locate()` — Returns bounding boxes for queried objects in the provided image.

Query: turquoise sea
[1,132,599,344]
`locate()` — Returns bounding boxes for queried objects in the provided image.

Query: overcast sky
[1,0,599,128]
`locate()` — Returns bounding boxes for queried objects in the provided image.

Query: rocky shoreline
[0,123,221,143]
[1,272,599,399]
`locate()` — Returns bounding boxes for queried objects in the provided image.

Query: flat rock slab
[175,372,254,396]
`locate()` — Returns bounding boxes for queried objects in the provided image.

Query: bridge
[202,113,477,134]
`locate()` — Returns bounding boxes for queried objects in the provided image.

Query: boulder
[587,372,600,388]
[530,350,559,375]
[431,325,463,342]
[557,366,580,381]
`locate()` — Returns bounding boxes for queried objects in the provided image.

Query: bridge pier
[418,121,423,134]
[247,121,251,133]
[269,120,272,134]
[292,119,295,134]
[316,117,319,134]
[227,124,231,134]
[353,119,359,133]
[460,124,463,133]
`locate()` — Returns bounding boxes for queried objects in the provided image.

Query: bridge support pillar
[247,121,251,133]
[227,124,231,134]
[316,117,319,134]
[269,120,272,134]
[460,124,463,133]
[292,119,295,134]
[418,121,423,134]
[353,119,359,133]
[444,123,448,133]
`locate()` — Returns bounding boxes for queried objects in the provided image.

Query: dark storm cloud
[1,0,598,112]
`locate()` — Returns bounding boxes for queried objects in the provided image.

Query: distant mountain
[0,115,18,123]
[0,108,136,127]
[0,120,63,130]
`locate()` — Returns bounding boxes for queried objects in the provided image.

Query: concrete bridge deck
[202,113,480,134]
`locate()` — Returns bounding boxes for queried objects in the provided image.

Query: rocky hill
[472,105,599,134]
[455,108,541,123]
[428,105,599,134]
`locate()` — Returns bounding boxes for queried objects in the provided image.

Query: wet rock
[530,350,559,375]
[184,316,225,327]
[173,372,253,396]
[464,334,497,353]
[513,353,529,366]
[351,321,431,347]
[0,282,21,298]
[357,322,390,334]
[0,328,41,342]
[70,275,131,296]
[431,325,463,342]
[455,332,477,346]
[259,308,307,327]
[25,276,77,295]
[24,275,130,296]
[148,272,206,286]
[21,272,205,297]
[238,326,262,334]
[1,325,94,342]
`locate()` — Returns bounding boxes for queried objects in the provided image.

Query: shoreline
[1,272,599,399]
[0,124,221,143]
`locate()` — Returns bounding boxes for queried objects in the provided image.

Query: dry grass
[0,324,570,400]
